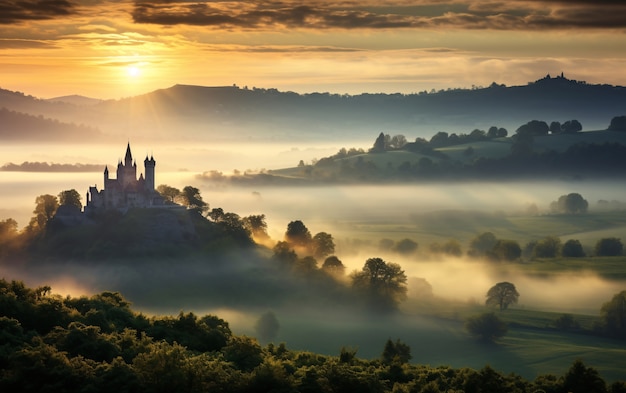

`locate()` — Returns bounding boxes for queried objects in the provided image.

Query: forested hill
[2,74,626,142]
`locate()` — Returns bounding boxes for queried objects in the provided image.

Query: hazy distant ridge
[2,75,626,142]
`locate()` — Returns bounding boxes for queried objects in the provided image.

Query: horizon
[1,1,625,100]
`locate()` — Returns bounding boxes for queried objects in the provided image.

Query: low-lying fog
[2,141,626,373]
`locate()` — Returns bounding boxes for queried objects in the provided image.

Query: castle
[84,143,165,214]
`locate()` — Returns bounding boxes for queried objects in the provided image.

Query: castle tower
[144,155,156,191]
[118,143,137,187]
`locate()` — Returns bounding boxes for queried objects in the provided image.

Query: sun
[127,66,141,78]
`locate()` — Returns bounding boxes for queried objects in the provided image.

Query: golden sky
[1,0,626,99]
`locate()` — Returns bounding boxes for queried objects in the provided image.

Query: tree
[180,186,208,214]
[550,193,588,214]
[497,127,508,137]
[549,121,562,134]
[468,232,497,257]
[285,220,312,248]
[208,207,224,222]
[533,236,561,258]
[561,119,582,133]
[58,189,82,210]
[156,184,181,203]
[351,258,408,310]
[486,282,519,311]
[242,214,269,240]
[321,256,345,276]
[429,131,449,147]
[370,132,386,153]
[491,239,521,261]
[254,311,280,343]
[393,238,418,254]
[29,194,59,231]
[465,312,508,342]
[516,120,549,136]
[381,338,411,365]
[600,290,626,338]
[562,239,585,257]
[562,359,607,393]
[311,232,335,259]
[487,126,499,138]
[608,115,626,131]
[0,218,18,238]
[595,237,623,256]
[389,134,407,149]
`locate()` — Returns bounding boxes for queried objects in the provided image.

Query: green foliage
[465,313,508,342]
[554,314,580,331]
[285,220,313,248]
[486,282,519,311]
[562,359,607,393]
[180,185,208,215]
[28,193,59,232]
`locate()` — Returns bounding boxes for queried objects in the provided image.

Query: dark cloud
[0,0,76,24]
[130,1,626,31]
[0,38,55,48]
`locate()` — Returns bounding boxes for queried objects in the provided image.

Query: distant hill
[0,107,104,142]
[2,75,626,142]
[46,94,102,106]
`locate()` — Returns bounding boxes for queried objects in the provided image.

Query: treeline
[1,278,625,393]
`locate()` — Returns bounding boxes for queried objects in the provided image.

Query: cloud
[0,38,55,49]
[0,0,76,24]
[130,0,626,31]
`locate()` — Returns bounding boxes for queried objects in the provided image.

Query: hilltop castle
[84,143,165,214]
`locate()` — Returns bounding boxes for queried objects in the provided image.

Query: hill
[2,74,626,142]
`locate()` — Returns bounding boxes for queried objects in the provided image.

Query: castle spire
[125,142,133,163]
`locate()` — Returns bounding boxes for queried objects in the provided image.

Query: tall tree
[351,258,408,310]
[601,290,626,338]
[58,189,82,210]
[486,282,519,311]
[370,132,386,153]
[285,220,312,248]
[29,194,59,231]
[156,184,181,203]
[242,214,269,240]
[180,186,208,214]
[312,232,335,259]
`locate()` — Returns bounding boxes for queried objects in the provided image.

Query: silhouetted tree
[381,338,411,365]
[28,194,59,231]
[608,115,626,131]
[486,282,519,310]
[562,359,607,393]
[533,236,561,258]
[549,121,562,134]
[312,232,335,259]
[156,184,181,202]
[465,312,508,342]
[208,207,224,222]
[242,214,269,240]
[595,237,623,256]
[180,186,208,214]
[58,189,82,210]
[562,239,585,257]
[370,132,386,153]
[497,127,508,137]
[468,231,498,257]
[487,126,499,138]
[551,193,588,214]
[321,256,346,276]
[492,239,521,261]
[272,241,297,264]
[389,134,407,149]
[554,314,579,331]
[516,120,549,136]
[429,131,449,147]
[285,220,312,248]
[393,238,418,254]
[601,290,626,338]
[561,119,582,133]
[351,257,408,310]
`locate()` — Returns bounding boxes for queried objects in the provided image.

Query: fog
[2,141,626,373]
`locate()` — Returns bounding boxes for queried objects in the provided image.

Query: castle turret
[144,155,156,191]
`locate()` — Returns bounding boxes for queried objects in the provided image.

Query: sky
[1,0,626,99]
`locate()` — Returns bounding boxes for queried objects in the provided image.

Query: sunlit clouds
[0,0,625,98]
